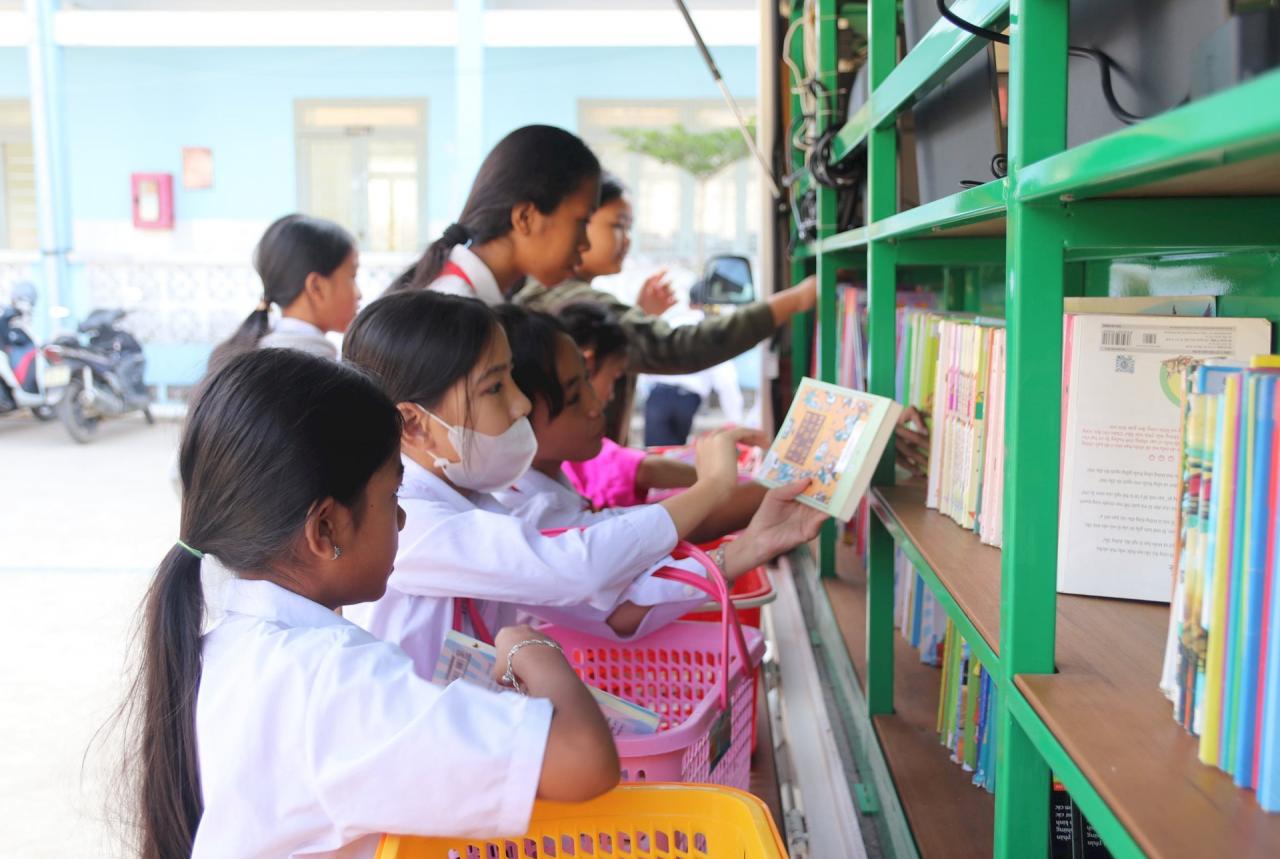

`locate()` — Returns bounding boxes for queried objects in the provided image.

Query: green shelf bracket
[869,498,1002,674]
[871,178,1007,241]
[854,783,882,815]
[1061,197,1280,260]
[1016,69,1280,202]
[895,237,1007,266]
[1007,687,1146,859]
[832,0,1011,161]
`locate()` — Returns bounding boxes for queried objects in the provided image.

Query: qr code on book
[1115,354,1135,374]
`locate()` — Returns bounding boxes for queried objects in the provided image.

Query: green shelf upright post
[788,1,813,395]
[997,1,1068,857]
[864,0,899,717]
[815,0,842,580]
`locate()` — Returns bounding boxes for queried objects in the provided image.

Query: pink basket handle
[653,540,750,712]
[539,529,751,712]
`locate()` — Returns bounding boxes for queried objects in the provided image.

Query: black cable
[1067,46,1147,125]
[810,127,862,190]
[936,0,1008,44]
[935,0,1158,126]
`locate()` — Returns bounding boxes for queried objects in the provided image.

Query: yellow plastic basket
[375,783,787,859]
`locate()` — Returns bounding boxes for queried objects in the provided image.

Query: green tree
[613,121,754,263]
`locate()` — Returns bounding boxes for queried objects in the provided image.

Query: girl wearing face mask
[341,290,781,680]
[492,304,804,551]
[393,125,600,306]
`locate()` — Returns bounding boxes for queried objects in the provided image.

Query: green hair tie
[176,539,205,560]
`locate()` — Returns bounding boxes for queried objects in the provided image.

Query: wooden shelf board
[932,217,1007,238]
[871,483,1002,657]
[749,677,783,828]
[825,542,995,859]
[1103,152,1280,199]
[1017,594,1280,859]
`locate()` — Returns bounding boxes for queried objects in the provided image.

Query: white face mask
[422,407,538,494]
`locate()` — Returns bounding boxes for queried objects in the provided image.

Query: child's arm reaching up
[494,625,620,802]
[655,427,767,537]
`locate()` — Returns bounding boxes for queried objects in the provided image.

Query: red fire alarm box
[132,172,174,230]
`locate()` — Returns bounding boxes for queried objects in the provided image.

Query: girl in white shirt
[490,304,790,539]
[208,214,363,370]
[340,290,818,678]
[124,348,617,859]
[390,124,600,306]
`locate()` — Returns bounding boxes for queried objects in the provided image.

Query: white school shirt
[428,244,505,306]
[194,578,551,859]
[259,316,339,360]
[344,457,704,679]
[491,467,630,531]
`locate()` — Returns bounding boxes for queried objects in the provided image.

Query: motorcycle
[49,307,154,443]
[0,282,64,422]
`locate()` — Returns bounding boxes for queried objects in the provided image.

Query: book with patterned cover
[757,377,902,521]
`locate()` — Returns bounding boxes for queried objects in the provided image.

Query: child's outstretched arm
[495,625,620,802]
[684,481,768,544]
[656,427,767,537]
[719,479,829,580]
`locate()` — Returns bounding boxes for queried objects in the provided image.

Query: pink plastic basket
[538,540,765,789]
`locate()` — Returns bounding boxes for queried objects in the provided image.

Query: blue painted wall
[63,47,457,225]
[0,48,27,96]
[482,46,757,146]
[5,43,759,395]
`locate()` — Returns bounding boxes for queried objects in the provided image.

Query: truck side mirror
[697,255,755,306]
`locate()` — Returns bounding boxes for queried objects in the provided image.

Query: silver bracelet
[503,638,564,695]
[712,544,728,575]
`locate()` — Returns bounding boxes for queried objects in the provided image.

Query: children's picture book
[757,377,902,521]
[432,630,661,737]
[1058,315,1272,601]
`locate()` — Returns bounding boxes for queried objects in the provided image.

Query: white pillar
[24,0,72,337]
[452,0,485,218]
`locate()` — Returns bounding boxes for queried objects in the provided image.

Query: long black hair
[209,214,355,369]
[556,301,630,369]
[401,125,600,289]
[125,348,400,859]
[343,290,500,417]
[496,304,573,419]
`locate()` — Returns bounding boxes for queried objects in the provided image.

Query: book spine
[1201,376,1241,766]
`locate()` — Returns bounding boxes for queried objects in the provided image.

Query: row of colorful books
[894,547,944,666]
[1162,356,1280,812]
[893,549,995,792]
[896,553,1116,854]
[896,309,1007,547]
[898,297,1276,599]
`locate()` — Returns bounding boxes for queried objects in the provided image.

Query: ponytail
[135,545,205,859]
[403,125,600,289]
[122,349,402,856]
[399,222,471,293]
[208,214,355,371]
[208,304,271,372]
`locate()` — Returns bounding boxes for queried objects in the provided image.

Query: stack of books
[897,309,1007,546]
[1163,356,1280,811]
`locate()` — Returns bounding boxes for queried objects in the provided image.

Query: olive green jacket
[514,277,776,443]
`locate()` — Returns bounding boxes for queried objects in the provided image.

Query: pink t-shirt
[562,438,648,509]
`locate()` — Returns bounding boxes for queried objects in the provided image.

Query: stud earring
[331,545,343,561]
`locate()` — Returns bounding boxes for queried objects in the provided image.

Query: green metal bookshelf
[781,1,1280,857]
